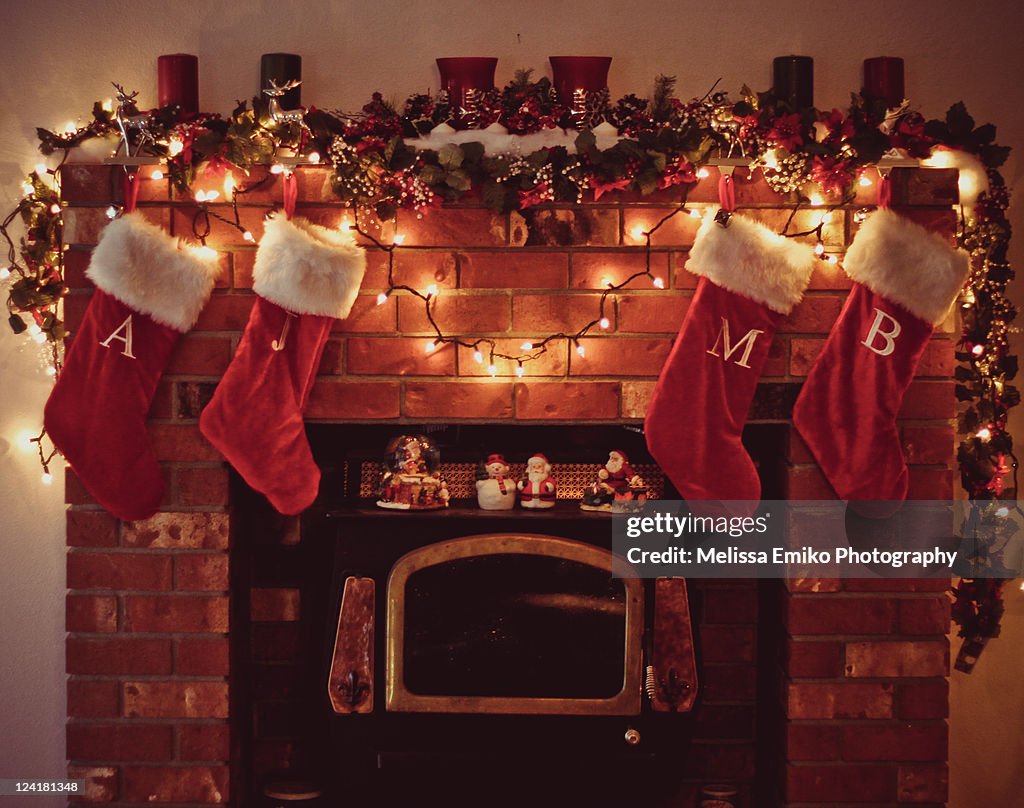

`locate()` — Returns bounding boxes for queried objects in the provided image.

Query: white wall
[1,0,1021,802]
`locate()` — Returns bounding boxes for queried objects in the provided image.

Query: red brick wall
[59,163,958,806]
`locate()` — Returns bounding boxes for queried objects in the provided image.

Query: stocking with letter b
[793,208,969,506]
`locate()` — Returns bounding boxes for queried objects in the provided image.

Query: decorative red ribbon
[282,171,298,220]
[718,172,736,212]
[876,174,891,209]
[122,172,142,214]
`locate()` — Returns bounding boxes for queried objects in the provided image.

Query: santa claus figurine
[476,453,516,510]
[517,453,557,509]
[581,449,645,512]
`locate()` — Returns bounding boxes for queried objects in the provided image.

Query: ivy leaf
[946,102,975,138]
[461,141,485,164]
[445,169,472,192]
[973,123,996,145]
[419,164,445,186]
[438,144,464,170]
[955,384,976,402]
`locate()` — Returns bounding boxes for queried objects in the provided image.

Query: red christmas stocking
[199,213,365,515]
[44,212,220,520]
[793,208,968,506]
[645,212,816,503]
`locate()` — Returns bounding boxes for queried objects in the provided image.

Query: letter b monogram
[862,308,901,357]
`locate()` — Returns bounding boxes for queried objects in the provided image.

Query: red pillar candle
[549,56,612,102]
[863,57,905,107]
[157,54,199,114]
[436,57,498,107]
[772,55,814,110]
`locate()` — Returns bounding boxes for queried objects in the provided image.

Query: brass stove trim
[385,533,644,715]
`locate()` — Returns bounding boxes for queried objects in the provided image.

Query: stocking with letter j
[793,208,969,506]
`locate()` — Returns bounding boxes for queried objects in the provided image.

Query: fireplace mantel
[62,163,956,807]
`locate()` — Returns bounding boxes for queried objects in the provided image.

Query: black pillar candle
[260,53,302,109]
[773,55,814,110]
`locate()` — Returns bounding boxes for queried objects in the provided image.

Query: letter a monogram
[706,317,763,369]
[862,308,901,357]
[99,315,136,359]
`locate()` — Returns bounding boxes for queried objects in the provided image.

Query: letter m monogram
[706,317,763,369]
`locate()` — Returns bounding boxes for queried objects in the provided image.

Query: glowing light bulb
[376,292,388,305]
[818,211,833,226]
[45,366,56,377]
[599,317,611,330]
[33,331,47,344]
[340,218,353,231]
[858,174,873,187]
[809,191,825,207]
[27,323,41,336]
[41,471,53,486]
[652,276,665,289]
[393,233,406,245]
[102,98,114,112]
[473,350,484,364]
[827,255,838,265]
[972,344,985,356]
[243,231,255,243]
[696,167,710,179]
[630,225,646,242]
[0,266,11,280]
[996,506,1010,518]
[576,344,586,358]
[35,162,48,176]
[977,427,992,441]
[50,204,61,215]
[191,246,218,260]
[814,242,826,256]
[307,151,321,164]
[964,290,976,304]
[16,429,36,452]
[488,364,498,377]
[106,206,119,220]
[21,181,34,196]
[425,283,439,297]
[151,169,164,181]
[167,138,184,157]
[520,341,533,352]
[204,190,219,202]
[425,340,437,353]
[270,164,285,175]
[194,190,207,203]
[762,149,780,170]
[515,364,525,378]
[1019,581,1024,592]
[689,208,702,219]
[62,122,78,136]
[223,174,236,195]
[601,277,613,288]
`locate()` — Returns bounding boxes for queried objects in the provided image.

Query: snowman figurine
[476,453,516,510]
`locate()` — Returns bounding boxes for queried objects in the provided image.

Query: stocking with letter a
[645,211,816,504]
[44,212,220,520]
[793,208,969,507]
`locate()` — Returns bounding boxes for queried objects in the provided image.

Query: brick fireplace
[60,162,956,806]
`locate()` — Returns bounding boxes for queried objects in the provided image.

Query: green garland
[3,72,1017,665]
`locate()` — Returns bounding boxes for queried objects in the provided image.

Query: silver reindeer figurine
[112,83,156,157]
[263,79,305,127]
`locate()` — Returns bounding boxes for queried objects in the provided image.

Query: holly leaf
[946,102,975,138]
[575,129,597,154]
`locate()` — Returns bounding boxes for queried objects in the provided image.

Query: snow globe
[376,434,449,511]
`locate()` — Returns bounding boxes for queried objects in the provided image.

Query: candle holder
[772,55,814,110]
[436,57,497,128]
[549,56,612,129]
[157,54,199,115]
[261,53,302,109]
[863,57,905,108]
